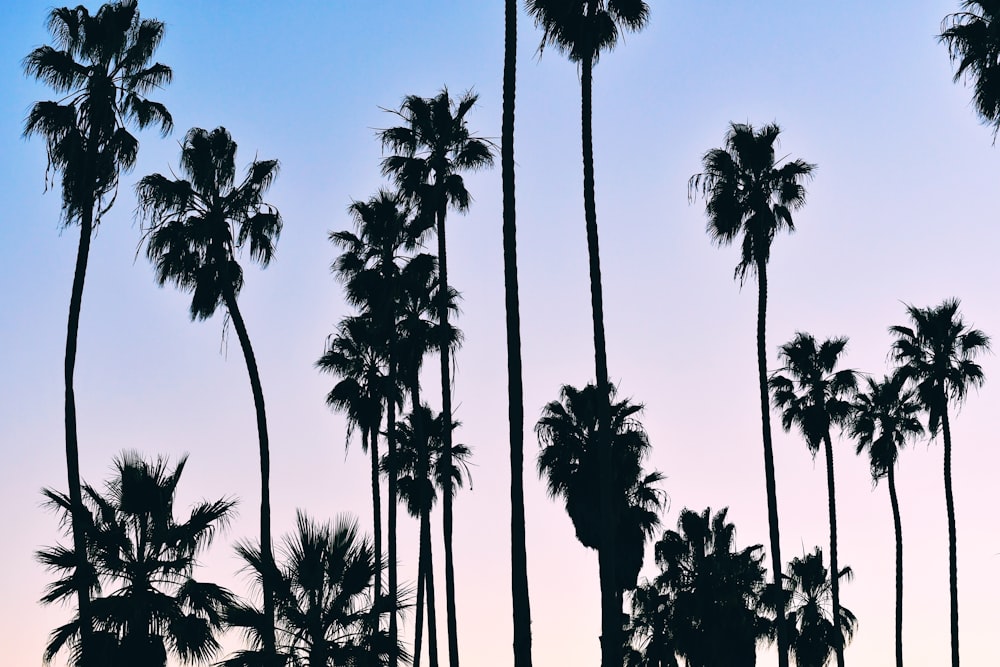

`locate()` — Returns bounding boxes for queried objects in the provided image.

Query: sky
[1,1,998,665]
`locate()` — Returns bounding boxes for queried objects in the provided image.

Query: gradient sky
[2,1,999,665]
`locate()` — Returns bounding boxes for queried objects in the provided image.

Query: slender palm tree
[380,89,494,667]
[940,2,1000,135]
[137,126,282,661]
[24,4,172,657]
[850,374,924,667]
[524,3,649,661]
[689,122,815,667]
[769,333,857,667]
[889,299,990,667]
[783,548,857,667]
[38,452,234,666]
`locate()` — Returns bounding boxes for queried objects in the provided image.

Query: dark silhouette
[783,548,857,667]
[769,333,858,667]
[850,374,924,667]
[23,4,172,660]
[137,127,282,662]
[689,122,815,667]
[889,299,990,667]
[380,89,494,667]
[941,2,1000,135]
[524,3,650,662]
[37,452,233,666]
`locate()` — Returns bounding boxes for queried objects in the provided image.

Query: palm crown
[851,374,924,479]
[525,0,650,63]
[941,1,1000,134]
[784,549,857,667]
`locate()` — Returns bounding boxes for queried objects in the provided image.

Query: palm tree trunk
[222,292,276,660]
[503,0,533,664]
[425,510,441,667]
[941,405,959,667]
[65,207,94,666]
[755,259,787,667]
[388,365,399,667]
[368,425,383,611]
[887,463,903,667]
[414,521,426,667]
[822,432,844,667]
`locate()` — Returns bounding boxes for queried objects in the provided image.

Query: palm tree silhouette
[224,512,406,667]
[889,299,990,667]
[850,374,924,667]
[23,3,172,656]
[37,451,234,666]
[380,89,494,667]
[137,126,282,662]
[941,2,1000,135]
[783,548,857,667]
[523,3,650,661]
[689,122,815,667]
[769,333,857,667]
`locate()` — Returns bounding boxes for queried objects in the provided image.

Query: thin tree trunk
[887,463,903,667]
[388,365,399,667]
[368,425,383,612]
[756,260,787,667]
[65,207,94,666]
[425,510,441,667]
[222,293,276,660]
[503,0,533,663]
[822,432,844,667]
[941,405,959,667]
[414,523,426,667]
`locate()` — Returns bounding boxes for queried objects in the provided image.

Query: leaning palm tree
[380,89,494,667]
[524,3,649,662]
[889,299,990,667]
[940,2,1000,136]
[783,548,857,667]
[769,333,857,667]
[689,122,815,667]
[38,451,234,666]
[137,126,282,661]
[23,3,172,656]
[850,373,924,667]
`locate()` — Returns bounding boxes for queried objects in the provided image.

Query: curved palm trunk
[941,405,959,667]
[222,293,276,660]
[822,432,844,667]
[503,0,533,663]
[755,260,787,667]
[887,463,903,667]
[367,425,383,610]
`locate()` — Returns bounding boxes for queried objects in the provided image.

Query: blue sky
[2,1,999,665]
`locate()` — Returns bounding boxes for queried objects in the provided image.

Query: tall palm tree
[137,126,282,661]
[783,548,857,667]
[524,3,649,662]
[889,299,990,667]
[850,374,924,667]
[689,122,815,667]
[940,2,1000,135]
[23,3,172,657]
[37,451,234,666]
[380,89,494,667]
[769,333,857,667]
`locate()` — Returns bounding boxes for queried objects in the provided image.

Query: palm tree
[889,299,990,667]
[380,89,494,667]
[37,451,234,666]
[940,2,1000,135]
[689,122,815,667]
[137,126,282,661]
[850,374,924,667]
[224,512,406,667]
[769,333,857,667]
[524,3,649,662]
[23,3,172,656]
[783,548,857,667]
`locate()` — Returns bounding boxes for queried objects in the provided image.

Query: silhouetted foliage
[941,1,1000,136]
[782,548,856,667]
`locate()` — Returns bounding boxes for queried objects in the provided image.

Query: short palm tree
[783,548,857,667]
[24,3,172,655]
[850,374,924,667]
[380,89,494,667]
[769,333,857,667]
[940,1,1000,135]
[37,451,234,666]
[889,299,990,667]
[689,122,815,667]
[137,126,283,660]
[524,4,650,662]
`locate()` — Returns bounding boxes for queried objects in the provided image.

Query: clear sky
[2,1,998,665]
